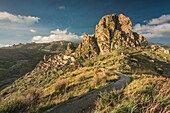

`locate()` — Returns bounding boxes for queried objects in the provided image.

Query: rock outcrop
[150,45,169,53]
[75,32,99,59]
[66,42,75,54]
[33,53,76,76]
[75,13,148,58]
[95,14,148,54]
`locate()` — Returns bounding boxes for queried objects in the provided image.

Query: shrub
[0,87,42,113]
[0,100,24,113]
[20,87,42,105]
[54,79,70,92]
[95,90,123,112]
[76,74,86,82]
[92,74,100,88]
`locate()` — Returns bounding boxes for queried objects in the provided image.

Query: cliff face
[95,14,148,54]
[76,13,148,58]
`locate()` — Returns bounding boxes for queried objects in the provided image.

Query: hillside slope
[0,41,77,91]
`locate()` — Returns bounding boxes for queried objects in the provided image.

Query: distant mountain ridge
[3,40,78,52]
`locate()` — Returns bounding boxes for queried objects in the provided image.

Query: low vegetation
[0,46,169,113]
[92,47,170,113]
[0,58,119,113]
[0,41,78,91]
[93,75,169,113]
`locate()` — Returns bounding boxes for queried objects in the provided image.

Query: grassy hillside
[92,48,170,113]
[0,48,48,90]
[93,75,169,113]
[0,53,119,113]
[0,41,77,91]
[0,47,169,113]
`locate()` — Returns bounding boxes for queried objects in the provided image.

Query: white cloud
[32,29,83,43]
[133,14,170,39]
[30,29,36,33]
[148,14,170,25]
[0,11,40,24]
[0,44,10,48]
[58,6,66,10]
[50,29,67,34]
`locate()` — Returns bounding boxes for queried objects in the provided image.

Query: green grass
[93,75,169,113]
[0,47,169,113]
[91,48,170,113]
[0,68,8,71]
[0,41,76,91]
[0,54,119,113]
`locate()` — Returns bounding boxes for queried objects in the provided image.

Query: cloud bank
[0,11,40,24]
[32,29,83,43]
[133,14,170,39]
[148,14,170,25]
[0,44,10,48]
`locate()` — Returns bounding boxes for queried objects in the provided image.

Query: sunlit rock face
[95,14,148,54]
[76,14,148,58]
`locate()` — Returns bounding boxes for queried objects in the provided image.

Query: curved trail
[44,63,130,113]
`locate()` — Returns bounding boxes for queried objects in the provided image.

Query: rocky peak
[117,14,132,34]
[75,13,148,59]
[94,13,148,54]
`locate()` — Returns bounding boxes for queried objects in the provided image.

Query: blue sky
[0,0,170,46]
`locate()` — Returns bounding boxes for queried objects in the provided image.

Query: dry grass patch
[94,76,170,113]
[0,87,42,113]
[54,78,70,92]
[92,72,107,88]
[76,73,87,82]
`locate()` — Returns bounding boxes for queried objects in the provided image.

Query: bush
[95,90,123,112]
[76,74,86,82]
[0,100,24,113]
[92,74,100,88]
[54,79,70,92]
[0,87,42,113]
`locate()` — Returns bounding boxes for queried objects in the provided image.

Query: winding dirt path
[44,63,130,113]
